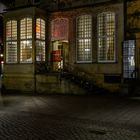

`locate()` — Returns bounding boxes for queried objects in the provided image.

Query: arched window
[97,12,116,62]
[51,18,68,41]
[6,20,17,63]
[76,15,92,63]
[36,18,45,62]
[20,17,32,63]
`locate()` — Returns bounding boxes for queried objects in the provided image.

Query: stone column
[135,33,140,79]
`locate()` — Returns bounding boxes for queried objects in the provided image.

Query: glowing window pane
[98,12,116,62]
[36,18,45,40]
[6,20,17,40]
[20,18,32,39]
[6,20,17,63]
[20,18,32,63]
[36,18,46,62]
[20,40,32,63]
[6,42,17,63]
[76,15,92,62]
[123,40,135,78]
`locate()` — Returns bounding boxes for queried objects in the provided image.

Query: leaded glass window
[20,40,32,63]
[123,40,135,78]
[20,18,32,39]
[98,12,115,62]
[6,20,17,63]
[76,15,92,62]
[20,18,32,63]
[36,18,45,62]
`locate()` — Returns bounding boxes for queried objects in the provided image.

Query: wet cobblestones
[0,111,139,140]
[0,95,140,139]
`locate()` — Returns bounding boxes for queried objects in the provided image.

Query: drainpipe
[123,0,127,40]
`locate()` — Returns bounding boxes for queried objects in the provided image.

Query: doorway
[51,40,69,72]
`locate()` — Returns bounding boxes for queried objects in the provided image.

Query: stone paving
[0,94,140,139]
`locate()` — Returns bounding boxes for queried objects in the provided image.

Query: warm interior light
[36,24,41,33]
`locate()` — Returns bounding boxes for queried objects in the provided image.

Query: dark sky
[0,0,15,5]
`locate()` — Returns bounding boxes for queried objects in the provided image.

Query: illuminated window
[20,40,32,63]
[98,12,115,62]
[20,18,32,63]
[123,40,135,78]
[76,15,92,62]
[36,18,45,62]
[6,20,17,63]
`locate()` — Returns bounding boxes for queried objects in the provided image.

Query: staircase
[61,71,109,94]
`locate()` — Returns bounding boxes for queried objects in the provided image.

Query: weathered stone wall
[135,33,140,79]
[36,74,86,94]
[3,64,35,92]
[127,0,140,38]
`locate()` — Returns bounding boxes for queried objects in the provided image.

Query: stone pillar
[135,33,140,79]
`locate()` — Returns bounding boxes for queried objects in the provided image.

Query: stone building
[126,0,140,79]
[2,0,140,94]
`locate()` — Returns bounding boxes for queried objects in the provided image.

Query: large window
[76,15,92,62]
[36,18,45,62]
[98,12,115,62]
[20,18,32,63]
[123,40,135,78]
[6,20,17,63]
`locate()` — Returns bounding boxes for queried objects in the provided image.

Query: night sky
[0,0,15,4]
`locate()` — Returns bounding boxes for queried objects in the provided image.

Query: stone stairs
[61,71,109,94]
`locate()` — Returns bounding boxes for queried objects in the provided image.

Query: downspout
[123,0,127,40]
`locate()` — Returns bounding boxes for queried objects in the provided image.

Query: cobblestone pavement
[0,94,140,140]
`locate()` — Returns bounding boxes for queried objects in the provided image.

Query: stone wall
[127,0,140,38]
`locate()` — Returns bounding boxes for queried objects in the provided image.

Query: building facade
[2,0,139,94]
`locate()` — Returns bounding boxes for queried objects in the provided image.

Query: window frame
[97,12,116,63]
[76,15,93,63]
